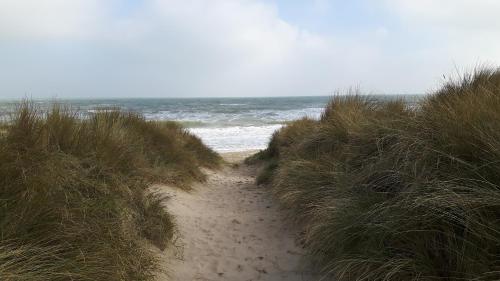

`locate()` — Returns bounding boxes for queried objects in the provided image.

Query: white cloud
[1,0,500,98]
[385,0,500,79]
[387,0,500,31]
[0,0,107,40]
[0,0,351,97]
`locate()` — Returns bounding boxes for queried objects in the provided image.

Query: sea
[0,96,422,152]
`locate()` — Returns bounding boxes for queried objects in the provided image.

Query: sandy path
[154,151,318,281]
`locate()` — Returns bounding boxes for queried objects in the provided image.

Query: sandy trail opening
[154,151,318,281]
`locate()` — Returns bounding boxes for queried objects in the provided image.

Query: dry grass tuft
[251,69,500,280]
[0,103,220,280]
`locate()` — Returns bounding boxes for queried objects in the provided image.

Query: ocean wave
[188,125,283,152]
[143,107,324,128]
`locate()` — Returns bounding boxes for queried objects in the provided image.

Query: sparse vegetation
[0,102,220,281]
[251,69,500,280]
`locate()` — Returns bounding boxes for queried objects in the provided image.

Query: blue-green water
[0,95,422,152]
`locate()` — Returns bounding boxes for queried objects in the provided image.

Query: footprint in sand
[156,152,319,281]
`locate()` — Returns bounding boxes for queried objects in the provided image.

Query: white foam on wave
[188,125,283,152]
[144,107,324,127]
[184,108,324,152]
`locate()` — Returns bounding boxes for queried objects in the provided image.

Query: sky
[1,0,500,99]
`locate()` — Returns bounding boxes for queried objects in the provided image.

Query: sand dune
[154,151,318,281]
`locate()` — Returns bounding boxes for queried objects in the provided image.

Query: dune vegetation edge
[0,103,220,281]
[248,69,500,280]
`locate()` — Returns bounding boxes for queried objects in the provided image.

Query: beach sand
[154,150,317,281]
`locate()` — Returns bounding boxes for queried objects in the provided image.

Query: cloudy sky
[1,0,499,99]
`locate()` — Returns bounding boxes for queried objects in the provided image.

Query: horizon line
[0,93,427,101]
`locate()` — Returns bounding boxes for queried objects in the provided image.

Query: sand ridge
[154,151,318,281]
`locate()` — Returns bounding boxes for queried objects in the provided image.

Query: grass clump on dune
[252,69,500,280]
[0,103,220,281]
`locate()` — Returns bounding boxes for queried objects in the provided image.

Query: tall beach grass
[251,69,500,280]
[0,102,220,280]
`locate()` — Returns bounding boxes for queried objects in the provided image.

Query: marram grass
[0,103,220,281]
[251,69,500,280]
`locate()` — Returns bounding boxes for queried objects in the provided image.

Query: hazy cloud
[0,0,106,40]
[0,0,499,98]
